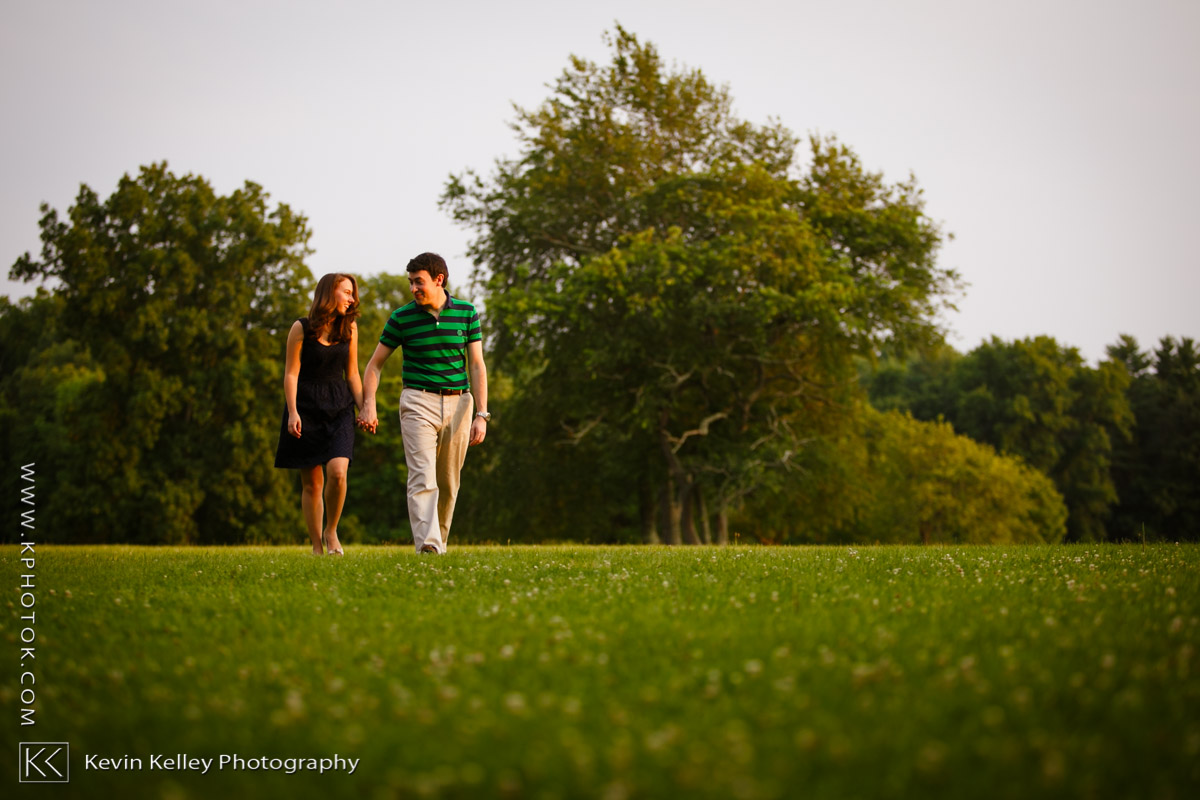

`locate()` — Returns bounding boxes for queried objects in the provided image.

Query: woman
[274,273,364,555]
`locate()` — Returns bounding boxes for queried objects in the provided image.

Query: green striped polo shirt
[379,296,482,391]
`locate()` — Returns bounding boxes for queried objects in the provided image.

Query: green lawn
[3,544,1198,799]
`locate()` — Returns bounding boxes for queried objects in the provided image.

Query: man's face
[408,270,443,306]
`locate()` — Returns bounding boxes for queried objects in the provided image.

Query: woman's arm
[347,321,365,410]
[284,321,304,438]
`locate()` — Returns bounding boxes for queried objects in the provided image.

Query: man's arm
[359,342,396,433]
[467,340,488,446]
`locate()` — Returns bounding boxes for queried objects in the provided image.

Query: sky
[2,0,1197,363]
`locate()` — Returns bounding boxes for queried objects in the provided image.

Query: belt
[408,386,464,396]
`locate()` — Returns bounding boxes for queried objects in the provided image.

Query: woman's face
[334,279,355,315]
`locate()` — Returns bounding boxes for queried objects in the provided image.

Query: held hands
[357,403,379,435]
[353,403,483,441]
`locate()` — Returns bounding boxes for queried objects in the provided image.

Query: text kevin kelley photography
[84,753,360,775]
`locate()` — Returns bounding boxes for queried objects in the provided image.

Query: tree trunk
[680,479,700,545]
[662,475,682,545]
[697,486,713,545]
[716,504,730,545]
[640,479,661,544]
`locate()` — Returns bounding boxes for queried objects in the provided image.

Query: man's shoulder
[380,301,422,346]
[445,296,480,316]
[388,301,420,319]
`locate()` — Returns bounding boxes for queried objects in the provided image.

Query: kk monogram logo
[18,743,69,783]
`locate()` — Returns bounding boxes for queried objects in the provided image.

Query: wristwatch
[475,411,492,421]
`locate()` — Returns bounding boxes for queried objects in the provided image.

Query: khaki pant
[399,388,473,553]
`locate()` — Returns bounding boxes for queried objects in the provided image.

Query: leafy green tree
[3,163,312,543]
[443,25,796,310]
[864,336,1132,542]
[952,337,1131,542]
[860,341,962,418]
[1108,335,1200,541]
[738,405,1067,544]
[442,28,956,543]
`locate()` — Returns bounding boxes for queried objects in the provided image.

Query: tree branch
[652,361,695,389]
[558,415,605,445]
[667,411,729,454]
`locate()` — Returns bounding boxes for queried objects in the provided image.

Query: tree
[1108,335,1200,541]
[442,27,957,543]
[443,25,797,304]
[864,336,1133,542]
[3,163,312,543]
[736,405,1067,545]
[860,340,962,418]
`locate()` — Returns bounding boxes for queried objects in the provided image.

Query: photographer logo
[18,743,69,783]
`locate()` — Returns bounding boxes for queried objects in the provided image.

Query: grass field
[3,544,1198,799]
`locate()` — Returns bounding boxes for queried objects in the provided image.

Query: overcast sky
[3,0,1197,362]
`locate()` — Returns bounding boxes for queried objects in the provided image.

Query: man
[358,253,489,554]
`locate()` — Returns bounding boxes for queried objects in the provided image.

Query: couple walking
[273,253,489,556]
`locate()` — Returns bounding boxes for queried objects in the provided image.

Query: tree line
[862,334,1198,542]
[2,28,1195,544]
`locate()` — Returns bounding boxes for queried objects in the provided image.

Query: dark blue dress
[274,318,355,469]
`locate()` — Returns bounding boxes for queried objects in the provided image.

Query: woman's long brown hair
[307,273,360,343]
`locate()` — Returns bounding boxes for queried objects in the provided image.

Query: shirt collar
[421,292,451,317]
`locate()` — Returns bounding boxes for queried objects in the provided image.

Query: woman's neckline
[306,317,336,346]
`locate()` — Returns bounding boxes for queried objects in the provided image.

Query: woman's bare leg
[322,457,350,554]
[300,466,325,555]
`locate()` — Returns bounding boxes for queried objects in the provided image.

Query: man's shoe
[420,544,438,554]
